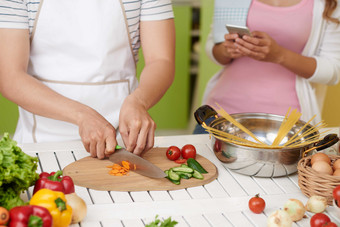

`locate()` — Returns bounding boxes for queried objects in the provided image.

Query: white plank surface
[19,132,340,226]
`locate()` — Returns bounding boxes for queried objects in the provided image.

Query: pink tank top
[206,0,313,116]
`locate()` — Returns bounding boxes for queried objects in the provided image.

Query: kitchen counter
[20,132,340,227]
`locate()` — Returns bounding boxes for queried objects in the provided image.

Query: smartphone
[226,24,251,37]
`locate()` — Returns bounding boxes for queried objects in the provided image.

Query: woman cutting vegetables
[0,0,175,159]
[195,0,340,133]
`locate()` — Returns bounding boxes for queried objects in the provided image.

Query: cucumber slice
[192,169,204,179]
[178,172,193,179]
[187,158,208,174]
[168,169,180,181]
[171,167,194,173]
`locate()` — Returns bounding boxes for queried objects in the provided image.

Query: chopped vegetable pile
[107,161,135,176]
[0,133,39,210]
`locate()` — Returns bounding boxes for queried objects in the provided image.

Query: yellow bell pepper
[30,188,72,227]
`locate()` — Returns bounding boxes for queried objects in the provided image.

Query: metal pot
[194,105,339,177]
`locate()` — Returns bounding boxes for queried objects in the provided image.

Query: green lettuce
[0,133,39,209]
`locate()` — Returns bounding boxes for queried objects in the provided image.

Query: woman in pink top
[194,0,340,134]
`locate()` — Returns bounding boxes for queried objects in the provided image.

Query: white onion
[305,195,328,213]
[267,210,292,227]
[65,193,87,223]
[283,199,305,221]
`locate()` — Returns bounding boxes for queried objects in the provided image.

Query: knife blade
[109,147,166,178]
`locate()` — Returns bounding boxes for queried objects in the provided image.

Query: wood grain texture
[63,147,218,191]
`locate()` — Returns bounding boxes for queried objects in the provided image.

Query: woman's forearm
[278,47,317,79]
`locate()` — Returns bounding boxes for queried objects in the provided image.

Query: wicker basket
[297,155,340,205]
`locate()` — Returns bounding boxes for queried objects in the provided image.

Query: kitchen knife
[109,147,166,178]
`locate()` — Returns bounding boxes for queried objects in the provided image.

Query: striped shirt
[0,0,174,61]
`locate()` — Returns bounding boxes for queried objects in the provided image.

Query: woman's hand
[234,31,284,63]
[213,33,244,65]
[119,94,156,156]
[78,108,117,160]
[222,33,245,59]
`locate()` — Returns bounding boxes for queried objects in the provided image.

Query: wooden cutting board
[63,147,218,191]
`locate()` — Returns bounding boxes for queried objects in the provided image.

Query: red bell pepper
[33,170,75,195]
[9,205,52,227]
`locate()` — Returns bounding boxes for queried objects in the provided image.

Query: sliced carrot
[122,161,130,170]
[107,161,131,176]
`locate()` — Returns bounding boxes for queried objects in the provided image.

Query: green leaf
[145,215,178,227]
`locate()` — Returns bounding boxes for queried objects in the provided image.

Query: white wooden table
[19,133,340,227]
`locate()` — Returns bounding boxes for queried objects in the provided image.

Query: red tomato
[166,146,181,161]
[310,213,331,227]
[322,222,338,227]
[248,194,265,214]
[181,144,196,159]
[174,159,187,164]
[333,185,340,201]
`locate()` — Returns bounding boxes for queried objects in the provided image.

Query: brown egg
[311,153,331,165]
[333,159,340,170]
[333,169,340,176]
[312,161,333,175]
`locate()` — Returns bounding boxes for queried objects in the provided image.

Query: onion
[267,210,292,227]
[283,199,305,221]
[65,193,87,223]
[305,195,328,213]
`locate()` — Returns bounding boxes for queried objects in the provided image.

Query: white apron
[14,0,138,143]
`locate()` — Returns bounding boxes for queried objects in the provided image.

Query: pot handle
[194,105,218,125]
[302,133,339,157]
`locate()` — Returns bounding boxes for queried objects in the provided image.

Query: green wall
[0,95,18,135]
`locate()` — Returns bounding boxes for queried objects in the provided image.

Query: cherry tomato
[166,146,181,161]
[310,213,331,227]
[333,185,340,201]
[322,222,338,227]
[0,207,9,225]
[174,159,187,164]
[181,144,196,159]
[248,194,265,214]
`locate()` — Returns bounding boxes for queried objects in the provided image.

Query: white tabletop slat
[182,214,212,227]
[203,180,229,198]
[223,211,255,226]
[243,210,268,227]
[38,152,61,172]
[149,190,173,201]
[130,191,153,202]
[272,177,301,194]
[252,177,284,195]
[78,221,101,227]
[109,191,133,203]
[121,219,145,227]
[186,185,211,199]
[228,169,266,196]
[203,213,233,227]
[168,189,192,200]
[101,219,124,227]
[88,189,113,204]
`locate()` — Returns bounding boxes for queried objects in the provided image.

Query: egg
[311,153,331,165]
[312,161,333,175]
[333,159,340,170]
[333,169,340,176]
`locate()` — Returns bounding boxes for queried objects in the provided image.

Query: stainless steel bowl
[194,105,337,177]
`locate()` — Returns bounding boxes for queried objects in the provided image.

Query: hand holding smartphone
[226,24,251,38]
